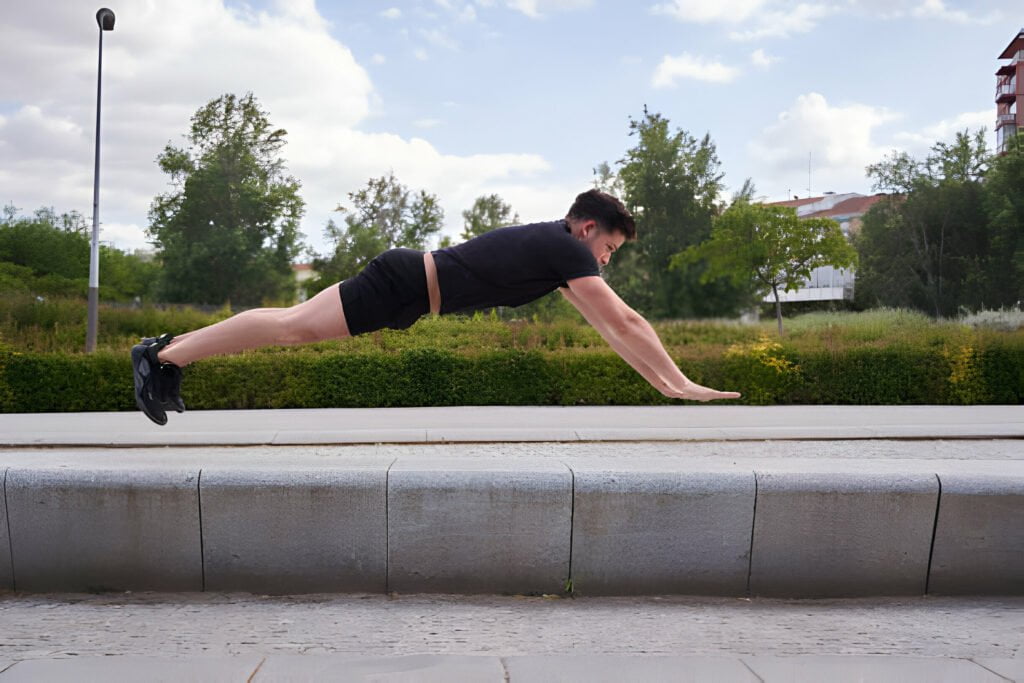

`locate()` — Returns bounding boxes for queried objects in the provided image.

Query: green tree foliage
[982,133,1024,305]
[148,92,305,307]
[855,129,1013,317]
[677,202,858,335]
[460,193,519,241]
[0,205,158,300]
[609,108,750,319]
[308,172,443,292]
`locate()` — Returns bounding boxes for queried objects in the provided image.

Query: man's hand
[658,379,741,402]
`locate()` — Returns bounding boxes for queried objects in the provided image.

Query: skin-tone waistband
[423,251,441,315]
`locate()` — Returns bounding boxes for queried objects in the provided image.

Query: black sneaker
[132,340,167,426]
[159,362,186,413]
[141,335,185,413]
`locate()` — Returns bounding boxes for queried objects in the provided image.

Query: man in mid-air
[132,189,741,424]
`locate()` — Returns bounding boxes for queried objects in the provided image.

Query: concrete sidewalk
[0,592,1021,681]
[2,404,1023,446]
[2,653,1021,681]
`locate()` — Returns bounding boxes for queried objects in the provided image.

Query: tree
[308,172,443,292]
[677,201,858,335]
[856,129,998,317]
[0,205,158,300]
[460,194,518,241]
[610,107,750,319]
[148,92,305,307]
[982,133,1024,306]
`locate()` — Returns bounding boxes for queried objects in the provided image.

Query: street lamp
[86,7,115,353]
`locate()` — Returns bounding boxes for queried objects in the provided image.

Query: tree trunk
[773,285,784,336]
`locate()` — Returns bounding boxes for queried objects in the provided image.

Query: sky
[0,0,1017,257]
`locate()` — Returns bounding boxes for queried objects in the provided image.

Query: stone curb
[1,452,1021,597]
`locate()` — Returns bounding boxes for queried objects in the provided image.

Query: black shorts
[338,248,430,336]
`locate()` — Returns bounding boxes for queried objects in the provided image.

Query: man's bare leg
[157,283,351,367]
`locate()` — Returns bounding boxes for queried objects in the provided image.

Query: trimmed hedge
[1,337,1021,412]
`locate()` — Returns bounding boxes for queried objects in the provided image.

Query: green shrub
[2,341,1020,412]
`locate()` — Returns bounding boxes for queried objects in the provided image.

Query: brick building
[996,28,1024,154]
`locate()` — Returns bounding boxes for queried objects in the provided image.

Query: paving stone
[971,657,1024,681]
[0,655,264,682]
[388,457,572,594]
[201,464,389,593]
[569,467,755,595]
[253,654,505,681]
[4,467,202,591]
[741,655,1006,682]
[504,655,759,682]
[0,467,12,591]
[929,474,1024,595]
[748,472,938,597]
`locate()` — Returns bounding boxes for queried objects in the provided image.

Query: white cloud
[0,0,554,255]
[420,28,459,50]
[414,47,430,61]
[414,118,443,128]
[750,48,779,68]
[380,7,402,19]
[507,0,593,19]
[371,53,387,65]
[911,0,997,24]
[748,93,899,197]
[893,109,996,152]
[728,3,832,40]
[651,53,739,87]
[652,0,830,39]
[651,0,767,23]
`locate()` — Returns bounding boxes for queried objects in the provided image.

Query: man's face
[579,220,626,268]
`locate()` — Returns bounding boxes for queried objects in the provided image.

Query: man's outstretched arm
[561,277,741,402]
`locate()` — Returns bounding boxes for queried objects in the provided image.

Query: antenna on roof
[807,151,812,197]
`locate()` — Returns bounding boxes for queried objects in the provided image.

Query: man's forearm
[615,317,690,388]
[591,321,670,391]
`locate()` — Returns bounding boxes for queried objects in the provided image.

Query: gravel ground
[0,592,1021,661]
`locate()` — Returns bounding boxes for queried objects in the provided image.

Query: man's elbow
[609,310,644,337]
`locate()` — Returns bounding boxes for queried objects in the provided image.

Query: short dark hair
[566,189,636,241]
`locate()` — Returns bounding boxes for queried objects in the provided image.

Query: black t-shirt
[430,219,600,314]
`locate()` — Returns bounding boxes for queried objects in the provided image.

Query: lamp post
[86,7,115,353]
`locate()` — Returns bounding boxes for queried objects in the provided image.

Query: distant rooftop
[998,28,1024,59]
[766,193,887,219]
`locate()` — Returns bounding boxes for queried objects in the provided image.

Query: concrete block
[201,466,388,593]
[254,654,505,681]
[570,470,755,595]
[928,474,1024,595]
[4,467,202,592]
[0,468,12,592]
[388,458,572,594]
[749,472,938,597]
[741,655,1005,682]
[0,655,264,682]
[505,655,759,682]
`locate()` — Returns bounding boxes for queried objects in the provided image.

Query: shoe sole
[132,344,168,426]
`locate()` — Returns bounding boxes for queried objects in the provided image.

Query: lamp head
[96,8,115,31]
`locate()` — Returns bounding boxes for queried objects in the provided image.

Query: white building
[763,192,885,303]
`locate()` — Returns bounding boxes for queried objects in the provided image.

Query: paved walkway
[0,593,1021,681]
[2,405,1023,446]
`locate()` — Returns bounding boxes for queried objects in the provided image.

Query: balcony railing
[998,113,1018,125]
[997,83,1017,103]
